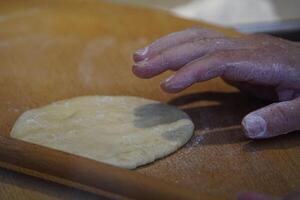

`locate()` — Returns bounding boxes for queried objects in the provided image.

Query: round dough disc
[10,96,194,169]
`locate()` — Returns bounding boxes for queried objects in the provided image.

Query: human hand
[132,28,300,139]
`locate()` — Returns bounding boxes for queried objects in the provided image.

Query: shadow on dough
[133,103,187,128]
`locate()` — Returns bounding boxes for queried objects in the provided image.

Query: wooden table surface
[0,0,299,199]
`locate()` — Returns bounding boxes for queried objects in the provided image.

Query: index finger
[133,27,224,62]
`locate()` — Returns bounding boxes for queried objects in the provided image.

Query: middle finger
[133,38,253,78]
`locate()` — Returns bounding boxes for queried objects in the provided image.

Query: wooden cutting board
[0,0,299,199]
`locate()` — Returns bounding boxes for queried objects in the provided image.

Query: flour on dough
[10,96,194,169]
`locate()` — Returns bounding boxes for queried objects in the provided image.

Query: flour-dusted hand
[132,27,300,139]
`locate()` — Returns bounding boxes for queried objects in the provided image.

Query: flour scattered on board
[0,8,40,23]
[79,37,116,86]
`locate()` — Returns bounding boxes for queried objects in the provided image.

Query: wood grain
[0,135,205,200]
[0,0,299,199]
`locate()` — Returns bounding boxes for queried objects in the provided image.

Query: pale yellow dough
[10,96,194,169]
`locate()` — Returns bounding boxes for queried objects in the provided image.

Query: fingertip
[160,83,180,93]
[133,47,149,62]
[132,60,162,79]
[132,64,153,79]
[160,75,184,93]
[242,114,268,139]
[133,53,145,62]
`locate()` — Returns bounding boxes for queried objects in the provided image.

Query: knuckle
[158,51,170,67]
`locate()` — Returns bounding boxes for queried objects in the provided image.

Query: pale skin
[132,27,300,200]
[132,27,300,139]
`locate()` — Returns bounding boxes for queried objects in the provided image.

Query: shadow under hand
[243,132,300,152]
[133,103,186,128]
[133,103,195,144]
[168,91,300,149]
[168,91,268,146]
[169,91,267,131]
[186,125,245,146]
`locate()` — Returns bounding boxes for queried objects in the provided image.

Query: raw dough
[10,96,194,169]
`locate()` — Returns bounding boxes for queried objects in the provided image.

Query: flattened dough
[10,96,194,169]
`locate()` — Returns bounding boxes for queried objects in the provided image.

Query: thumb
[242,97,300,139]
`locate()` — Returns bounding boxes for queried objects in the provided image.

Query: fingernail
[163,75,175,84]
[134,60,149,68]
[242,114,267,139]
[134,47,149,59]
[161,75,175,90]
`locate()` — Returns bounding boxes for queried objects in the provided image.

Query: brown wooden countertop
[0,0,299,199]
